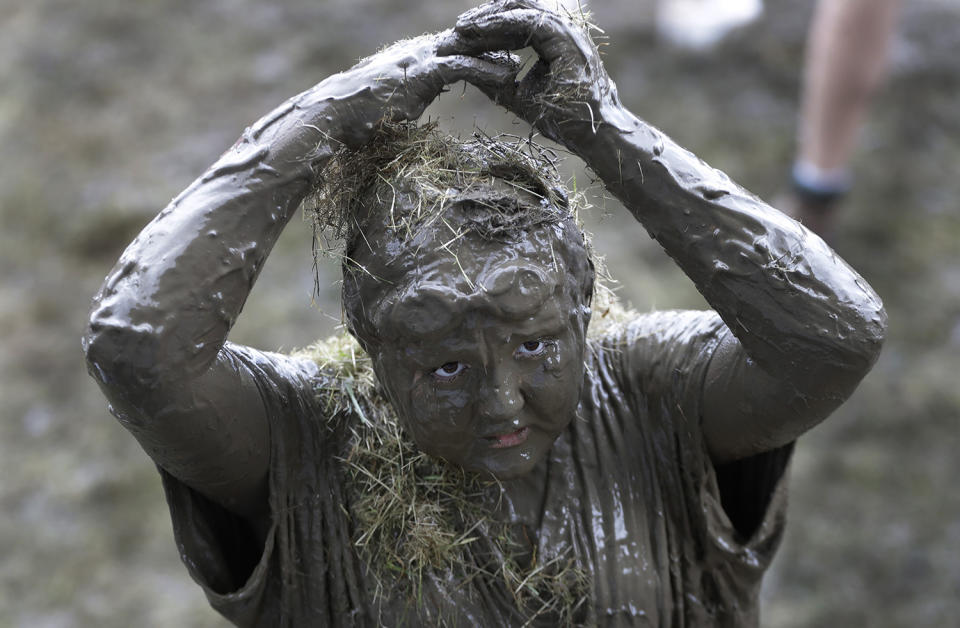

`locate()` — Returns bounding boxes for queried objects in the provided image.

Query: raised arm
[445,0,886,462]
[82,33,516,518]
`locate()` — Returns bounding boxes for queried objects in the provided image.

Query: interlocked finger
[379,51,521,122]
[448,9,581,58]
[433,52,522,96]
[454,0,556,25]
[452,0,543,29]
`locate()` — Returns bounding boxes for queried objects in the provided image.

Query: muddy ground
[2,0,958,625]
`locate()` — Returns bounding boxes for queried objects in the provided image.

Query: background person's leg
[790,0,901,236]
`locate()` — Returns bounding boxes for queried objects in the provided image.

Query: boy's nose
[478,364,523,422]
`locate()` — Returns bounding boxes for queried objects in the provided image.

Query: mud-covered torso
[160,310,791,627]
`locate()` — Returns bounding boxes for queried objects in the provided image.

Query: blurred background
[2,0,958,625]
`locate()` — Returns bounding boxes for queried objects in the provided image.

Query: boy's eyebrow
[483,295,550,322]
[478,264,560,320]
[378,258,564,339]
[381,284,467,339]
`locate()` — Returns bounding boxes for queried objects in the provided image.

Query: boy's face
[368,229,590,479]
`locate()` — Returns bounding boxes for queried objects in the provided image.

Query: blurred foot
[779,192,841,242]
[781,160,851,241]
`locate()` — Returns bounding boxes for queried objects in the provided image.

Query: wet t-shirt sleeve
[158,342,367,627]
[606,309,793,626]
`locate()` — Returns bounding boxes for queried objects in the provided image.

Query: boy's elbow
[851,296,887,378]
[82,302,163,392]
[819,297,887,399]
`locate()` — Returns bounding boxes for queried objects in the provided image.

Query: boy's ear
[346,324,376,357]
[583,258,595,306]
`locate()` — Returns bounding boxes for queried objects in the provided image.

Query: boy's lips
[486,426,530,449]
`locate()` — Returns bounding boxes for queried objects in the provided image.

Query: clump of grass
[295,332,596,623]
[294,333,376,420]
[303,121,591,293]
[307,120,570,238]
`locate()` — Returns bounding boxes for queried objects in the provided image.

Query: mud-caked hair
[306,123,595,351]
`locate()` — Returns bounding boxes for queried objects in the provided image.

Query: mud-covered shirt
[160,310,792,627]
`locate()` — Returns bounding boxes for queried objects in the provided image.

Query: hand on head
[439,0,620,146]
[319,30,519,148]
[326,1,619,153]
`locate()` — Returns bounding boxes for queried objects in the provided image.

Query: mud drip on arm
[572,103,887,458]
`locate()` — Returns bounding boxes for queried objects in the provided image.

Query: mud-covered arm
[446,0,886,462]
[82,34,517,518]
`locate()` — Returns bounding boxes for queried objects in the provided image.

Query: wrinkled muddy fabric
[161,310,790,627]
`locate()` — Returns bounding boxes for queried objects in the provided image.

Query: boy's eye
[432,361,467,380]
[516,340,547,357]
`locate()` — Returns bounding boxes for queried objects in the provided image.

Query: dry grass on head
[303,121,587,286]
